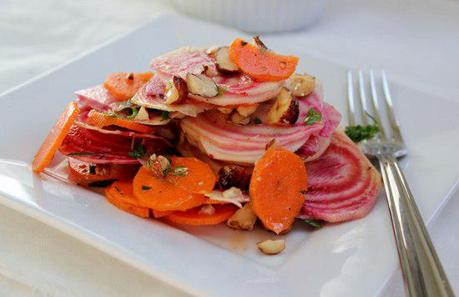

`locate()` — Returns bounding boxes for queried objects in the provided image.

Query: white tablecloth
[1,0,458,296]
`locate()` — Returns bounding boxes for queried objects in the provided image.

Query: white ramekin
[170,0,326,33]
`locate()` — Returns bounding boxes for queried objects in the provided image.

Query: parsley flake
[303,219,323,229]
[141,185,152,190]
[128,143,146,158]
[254,117,262,124]
[171,166,189,177]
[304,108,322,125]
[161,111,170,121]
[345,124,379,143]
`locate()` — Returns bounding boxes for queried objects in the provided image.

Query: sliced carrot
[103,72,153,101]
[32,101,79,173]
[229,38,298,82]
[105,181,150,218]
[164,204,237,226]
[133,166,207,211]
[249,146,308,234]
[152,209,173,219]
[68,158,139,186]
[86,110,154,134]
[165,157,217,194]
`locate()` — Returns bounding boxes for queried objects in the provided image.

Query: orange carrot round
[86,110,154,134]
[164,204,237,226]
[103,72,153,101]
[105,181,150,218]
[165,157,217,194]
[249,146,308,234]
[68,159,139,186]
[32,101,79,173]
[133,166,207,211]
[229,38,298,82]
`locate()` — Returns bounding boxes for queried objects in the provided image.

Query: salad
[32,37,381,255]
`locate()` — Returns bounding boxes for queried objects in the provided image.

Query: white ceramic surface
[170,0,326,33]
[0,14,458,297]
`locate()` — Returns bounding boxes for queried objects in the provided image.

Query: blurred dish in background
[170,0,326,33]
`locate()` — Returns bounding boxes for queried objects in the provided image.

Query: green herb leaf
[254,117,262,124]
[128,143,146,158]
[161,111,170,121]
[304,108,322,125]
[141,185,152,190]
[171,166,189,177]
[126,107,139,119]
[67,152,97,156]
[303,219,323,229]
[345,124,379,143]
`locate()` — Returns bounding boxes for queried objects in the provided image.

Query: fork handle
[379,155,455,297]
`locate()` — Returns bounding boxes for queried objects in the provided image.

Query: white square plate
[1,15,458,297]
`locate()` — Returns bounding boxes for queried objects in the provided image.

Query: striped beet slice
[75,85,117,112]
[299,131,382,222]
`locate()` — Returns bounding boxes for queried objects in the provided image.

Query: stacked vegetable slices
[32,37,382,241]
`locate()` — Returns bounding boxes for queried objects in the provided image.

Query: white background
[0,0,458,296]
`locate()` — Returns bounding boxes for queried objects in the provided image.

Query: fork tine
[369,70,388,140]
[358,70,370,126]
[347,71,357,126]
[381,70,404,143]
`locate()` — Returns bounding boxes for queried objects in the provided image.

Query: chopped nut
[164,76,188,104]
[215,47,239,74]
[267,88,299,124]
[218,165,250,190]
[231,112,250,125]
[186,73,219,97]
[257,239,285,255]
[146,154,171,177]
[227,203,257,231]
[290,74,315,97]
[198,204,215,215]
[217,107,234,114]
[237,104,258,117]
[134,106,149,121]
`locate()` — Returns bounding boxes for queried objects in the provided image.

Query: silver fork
[347,70,455,297]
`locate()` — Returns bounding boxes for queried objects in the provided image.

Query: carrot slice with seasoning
[229,38,298,82]
[133,166,207,211]
[165,157,217,194]
[249,146,308,234]
[103,72,153,101]
[86,109,154,134]
[105,181,150,218]
[32,101,79,173]
[164,204,237,226]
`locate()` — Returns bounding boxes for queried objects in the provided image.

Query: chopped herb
[303,219,323,229]
[240,41,247,46]
[253,36,268,50]
[345,124,379,143]
[126,107,139,119]
[254,117,262,124]
[171,166,189,177]
[304,108,322,125]
[161,111,170,121]
[128,143,146,158]
[141,185,152,190]
[88,179,116,188]
[67,152,97,156]
[89,165,96,175]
